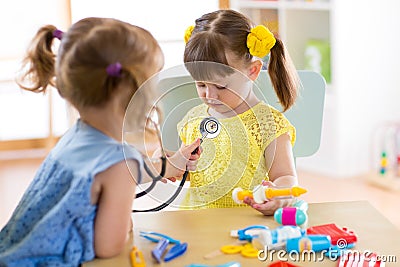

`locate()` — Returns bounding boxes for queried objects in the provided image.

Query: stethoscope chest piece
[199,117,221,139]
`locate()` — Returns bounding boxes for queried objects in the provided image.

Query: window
[70,0,219,68]
[0,0,71,152]
[0,0,219,152]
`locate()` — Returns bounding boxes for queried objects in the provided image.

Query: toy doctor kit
[232,184,307,204]
[185,262,241,267]
[139,231,188,263]
[250,225,305,250]
[274,199,309,227]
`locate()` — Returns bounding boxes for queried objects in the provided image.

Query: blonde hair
[184,9,299,111]
[17,17,163,112]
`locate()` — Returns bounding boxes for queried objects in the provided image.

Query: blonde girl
[0,17,200,266]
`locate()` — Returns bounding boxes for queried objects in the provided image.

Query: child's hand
[243,181,291,216]
[243,197,283,216]
[164,139,202,179]
[151,149,177,183]
[187,140,202,170]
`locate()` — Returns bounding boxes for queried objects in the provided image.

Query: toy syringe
[232,185,307,204]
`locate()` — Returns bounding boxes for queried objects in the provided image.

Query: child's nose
[205,85,217,99]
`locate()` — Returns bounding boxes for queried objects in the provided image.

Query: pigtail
[268,38,300,112]
[17,25,58,93]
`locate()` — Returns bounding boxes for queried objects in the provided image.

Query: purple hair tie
[53,29,63,40]
[106,62,122,77]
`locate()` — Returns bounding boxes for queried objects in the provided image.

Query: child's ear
[248,60,263,81]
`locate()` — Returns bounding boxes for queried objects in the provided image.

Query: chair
[156,70,326,159]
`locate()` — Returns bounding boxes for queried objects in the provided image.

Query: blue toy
[230,225,268,242]
[274,200,308,227]
[152,238,169,263]
[285,235,331,252]
[140,231,188,262]
[185,262,241,267]
[251,225,305,250]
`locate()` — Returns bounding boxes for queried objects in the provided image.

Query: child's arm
[92,160,137,258]
[164,140,202,181]
[142,139,202,183]
[244,133,297,215]
[266,133,297,187]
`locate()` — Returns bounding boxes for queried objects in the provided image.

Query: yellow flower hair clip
[246,25,276,58]
[184,25,195,43]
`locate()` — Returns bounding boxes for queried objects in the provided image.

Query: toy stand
[366,171,400,192]
[368,122,400,192]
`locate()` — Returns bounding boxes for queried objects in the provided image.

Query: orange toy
[232,185,307,204]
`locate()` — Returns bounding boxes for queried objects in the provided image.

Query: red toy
[268,261,301,267]
[337,251,384,267]
[306,223,357,245]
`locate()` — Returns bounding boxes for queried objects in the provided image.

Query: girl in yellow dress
[178,9,300,215]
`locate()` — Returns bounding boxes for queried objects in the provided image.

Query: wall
[297,0,400,178]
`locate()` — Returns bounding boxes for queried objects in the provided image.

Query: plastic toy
[203,240,246,260]
[367,123,400,192]
[230,225,268,241]
[305,223,358,260]
[130,246,145,267]
[373,122,400,178]
[324,242,355,259]
[165,242,188,262]
[291,198,309,211]
[397,155,400,177]
[230,225,306,251]
[337,251,384,266]
[152,238,169,263]
[306,223,357,246]
[274,200,309,227]
[251,226,305,250]
[203,242,257,259]
[205,225,266,260]
[220,243,258,258]
[140,231,181,244]
[380,151,388,175]
[140,231,188,262]
[268,261,301,267]
[185,262,241,267]
[285,235,331,253]
[232,185,307,204]
[274,207,307,226]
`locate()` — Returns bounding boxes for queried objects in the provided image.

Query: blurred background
[1,0,400,229]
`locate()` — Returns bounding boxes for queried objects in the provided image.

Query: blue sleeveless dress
[0,119,143,267]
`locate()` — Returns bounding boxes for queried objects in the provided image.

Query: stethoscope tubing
[132,157,189,212]
[135,157,166,199]
[132,116,220,213]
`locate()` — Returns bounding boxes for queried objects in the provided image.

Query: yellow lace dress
[177,101,295,209]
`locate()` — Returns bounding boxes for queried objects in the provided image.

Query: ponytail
[17,25,58,93]
[268,38,300,112]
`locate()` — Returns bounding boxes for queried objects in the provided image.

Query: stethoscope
[132,116,221,212]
